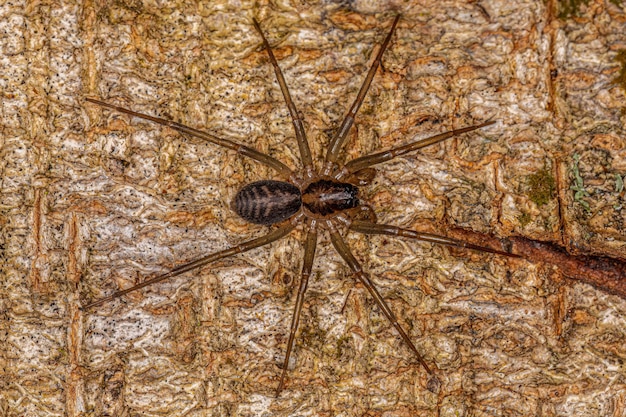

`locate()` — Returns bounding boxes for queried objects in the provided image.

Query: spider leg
[349,220,520,258]
[82,222,295,310]
[323,15,400,173]
[252,19,314,176]
[338,120,495,177]
[327,221,435,376]
[85,98,294,178]
[276,227,318,396]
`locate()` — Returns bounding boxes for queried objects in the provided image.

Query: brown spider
[84,15,516,396]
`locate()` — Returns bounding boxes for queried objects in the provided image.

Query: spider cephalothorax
[84,14,516,396]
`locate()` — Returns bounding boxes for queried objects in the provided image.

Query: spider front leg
[253,19,314,176]
[327,221,438,386]
[276,226,318,396]
[84,98,294,178]
[323,15,400,174]
[337,120,496,178]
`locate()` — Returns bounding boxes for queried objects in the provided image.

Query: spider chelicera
[84,15,517,396]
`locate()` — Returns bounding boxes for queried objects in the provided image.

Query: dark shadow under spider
[84,15,517,396]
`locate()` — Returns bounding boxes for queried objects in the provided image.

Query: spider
[84,14,517,396]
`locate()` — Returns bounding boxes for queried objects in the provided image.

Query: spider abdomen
[232,180,302,225]
[302,179,359,216]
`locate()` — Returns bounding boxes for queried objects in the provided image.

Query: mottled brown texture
[2,0,626,416]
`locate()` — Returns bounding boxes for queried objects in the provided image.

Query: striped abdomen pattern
[232,180,302,225]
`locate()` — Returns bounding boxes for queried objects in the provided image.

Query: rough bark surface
[1,0,625,416]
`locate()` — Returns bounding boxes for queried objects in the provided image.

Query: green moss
[300,325,327,352]
[570,153,591,212]
[335,335,352,359]
[527,168,556,206]
[558,0,591,18]
[518,212,532,227]
[616,174,624,193]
